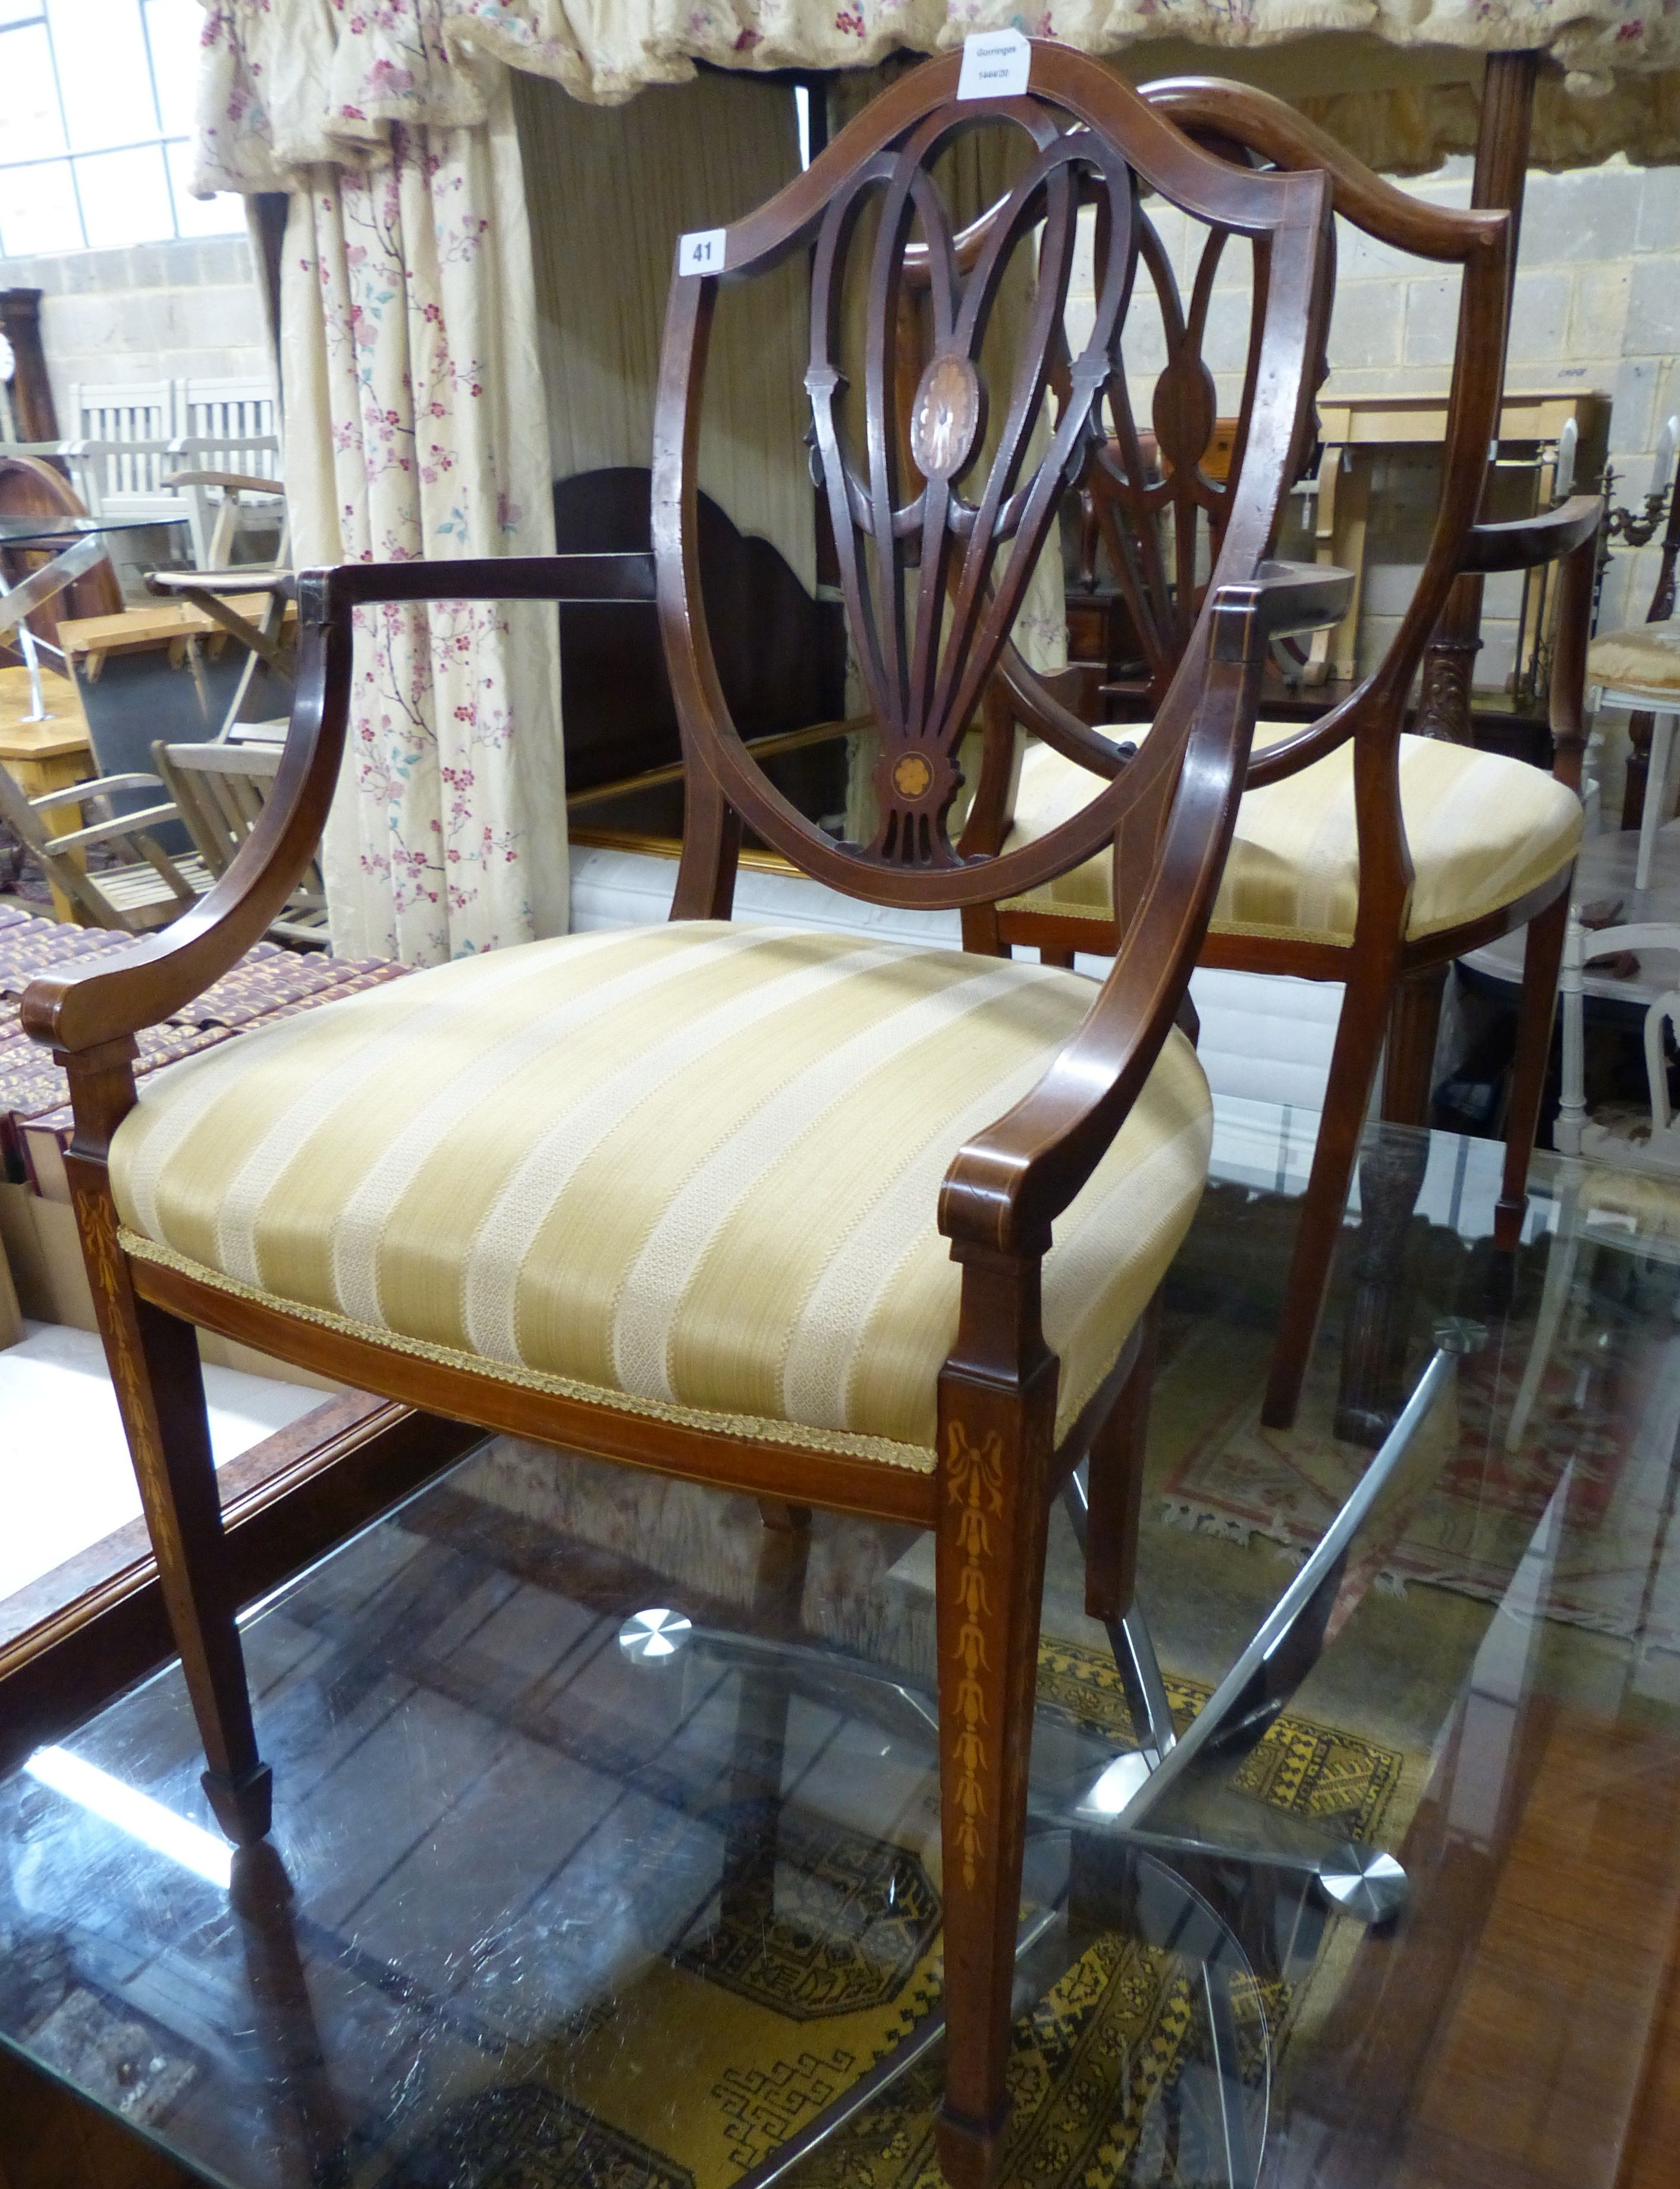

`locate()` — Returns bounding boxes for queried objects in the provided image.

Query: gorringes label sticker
[957,28,1031,101]
[679,227,726,276]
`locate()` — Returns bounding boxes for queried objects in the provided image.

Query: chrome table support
[613,1321,1480,2182]
[0,531,106,722]
[1067,1318,1484,1933]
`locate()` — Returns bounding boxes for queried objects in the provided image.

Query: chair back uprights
[652,44,1338,936]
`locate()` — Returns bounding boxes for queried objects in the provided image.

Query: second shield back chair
[962,81,1599,1430]
[24,47,1348,2185]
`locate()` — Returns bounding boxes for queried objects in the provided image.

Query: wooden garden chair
[149,739,328,947]
[0,752,211,931]
[962,80,1600,1430]
[21,46,1346,2184]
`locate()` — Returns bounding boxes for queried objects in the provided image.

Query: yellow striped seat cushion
[109,924,1211,1466]
[1588,618,1680,699]
[1001,724,1581,945]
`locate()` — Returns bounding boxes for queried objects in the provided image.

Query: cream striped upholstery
[1002,724,1581,945]
[110,924,1211,1465]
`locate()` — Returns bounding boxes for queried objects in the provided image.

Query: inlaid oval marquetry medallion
[909,353,982,480]
[892,752,934,800]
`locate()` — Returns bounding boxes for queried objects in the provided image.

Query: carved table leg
[1415,576,1484,745]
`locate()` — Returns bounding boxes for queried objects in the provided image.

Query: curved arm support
[21,552,655,1059]
[1461,494,1604,574]
[940,567,1334,1258]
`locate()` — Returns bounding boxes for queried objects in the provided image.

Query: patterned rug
[1151,1290,1680,1651]
[394,1638,1420,2189]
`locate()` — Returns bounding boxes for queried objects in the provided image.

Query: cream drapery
[281,73,564,962]
[196,3,1679,182]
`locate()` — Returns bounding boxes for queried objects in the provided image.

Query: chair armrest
[147,568,291,598]
[29,772,165,812]
[21,552,658,1061]
[941,561,1353,1257]
[164,469,284,497]
[1461,495,1604,574]
[45,803,182,854]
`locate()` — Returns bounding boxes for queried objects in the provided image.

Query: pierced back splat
[805,112,1129,867]
[653,42,1332,915]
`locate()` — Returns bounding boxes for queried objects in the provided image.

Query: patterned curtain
[194,2,1678,159]
[279,78,563,962]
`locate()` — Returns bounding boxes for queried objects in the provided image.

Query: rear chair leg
[1084,1293,1160,1624]
[1263,959,1396,1430]
[1496,887,1569,1254]
[68,1164,271,1843]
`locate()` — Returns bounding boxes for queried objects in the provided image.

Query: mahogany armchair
[963,81,1599,1430]
[21,47,1346,2185]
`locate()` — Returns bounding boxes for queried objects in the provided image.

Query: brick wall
[1069,150,1680,696]
[0,233,272,441]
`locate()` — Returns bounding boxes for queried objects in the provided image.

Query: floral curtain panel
[280,81,563,963]
[196,0,1677,169]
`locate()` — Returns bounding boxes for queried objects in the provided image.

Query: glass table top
[3,1100,1679,2189]
[0,513,188,549]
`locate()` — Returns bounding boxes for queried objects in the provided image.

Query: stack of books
[0,906,407,1201]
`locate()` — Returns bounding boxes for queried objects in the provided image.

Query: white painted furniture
[1506,910,1680,1452]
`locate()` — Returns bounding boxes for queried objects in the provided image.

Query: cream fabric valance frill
[195,0,1680,193]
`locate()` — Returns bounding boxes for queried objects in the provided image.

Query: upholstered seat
[1588,618,1680,698]
[109,922,1211,1463]
[1001,723,1582,945]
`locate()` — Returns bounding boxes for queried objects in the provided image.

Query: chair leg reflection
[230,1843,350,2189]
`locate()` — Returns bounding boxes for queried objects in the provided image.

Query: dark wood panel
[552,466,846,796]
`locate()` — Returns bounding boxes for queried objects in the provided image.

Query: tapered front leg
[67,1157,271,1842]
[934,1252,1057,2189]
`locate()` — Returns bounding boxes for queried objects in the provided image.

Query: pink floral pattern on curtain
[192,0,1678,176]
[281,84,564,963]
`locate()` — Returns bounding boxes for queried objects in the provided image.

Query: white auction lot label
[957,27,1031,100]
[679,227,726,276]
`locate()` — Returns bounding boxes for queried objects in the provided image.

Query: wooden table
[1306,387,1612,689]
[0,664,93,919]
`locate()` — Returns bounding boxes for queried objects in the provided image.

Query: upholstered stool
[1587,619,1680,889]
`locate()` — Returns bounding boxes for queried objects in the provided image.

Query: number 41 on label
[679,228,727,277]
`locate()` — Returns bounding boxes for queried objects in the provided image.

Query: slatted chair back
[654,42,1335,927]
[180,378,281,482]
[69,379,178,513]
[151,739,326,946]
[0,755,208,932]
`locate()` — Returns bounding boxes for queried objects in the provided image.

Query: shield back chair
[23,46,1346,2186]
[960,80,1599,1430]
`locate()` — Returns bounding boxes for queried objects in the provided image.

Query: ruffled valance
[194,0,1680,192]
